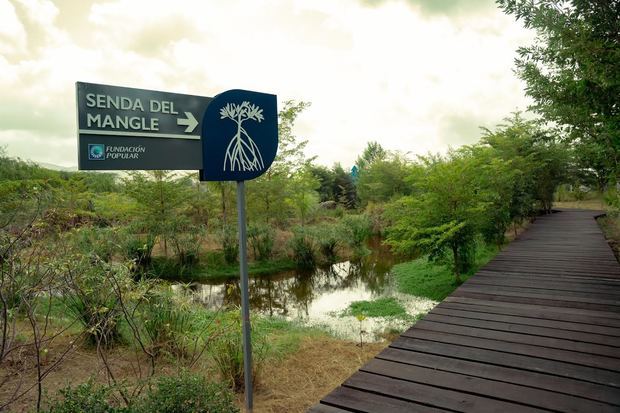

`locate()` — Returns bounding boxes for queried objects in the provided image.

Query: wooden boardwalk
[309,209,620,412]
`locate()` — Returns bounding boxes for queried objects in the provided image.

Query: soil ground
[1,330,385,412]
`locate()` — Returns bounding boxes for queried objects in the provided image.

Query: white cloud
[0,1,27,55]
[0,0,533,168]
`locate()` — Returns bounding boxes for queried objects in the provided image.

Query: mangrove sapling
[355,314,367,348]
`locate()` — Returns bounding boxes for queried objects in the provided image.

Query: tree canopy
[497,0,620,185]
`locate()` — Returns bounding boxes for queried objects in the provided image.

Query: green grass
[256,316,326,359]
[345,297,407,318]
[191,309,324,361]
[393,244,499,301]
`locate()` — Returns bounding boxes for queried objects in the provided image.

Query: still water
[173,237,436,341]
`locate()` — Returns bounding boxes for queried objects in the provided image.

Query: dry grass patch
[249,335,386,413]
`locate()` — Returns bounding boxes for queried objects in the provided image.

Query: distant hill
[36,162,78,172]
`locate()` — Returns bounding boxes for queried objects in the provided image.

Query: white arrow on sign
[177,112,198,133]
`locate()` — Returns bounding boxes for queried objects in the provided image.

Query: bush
[71,226,118,262]
[341,214,371,255]
[44,379,123,413]
[167,219,204,266]
[311,224,340,263]
[121,232,155,273]
[220,226,238,265]
[62,259,128,346]
[289,227,317,268]
[210,312,268,392]
[136,372,238,413]
[248,224,274,261]
[139,289,193,358]
[148,257,196,281]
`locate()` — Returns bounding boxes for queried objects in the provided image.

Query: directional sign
[76,82,211,170]
[199,89,278,181]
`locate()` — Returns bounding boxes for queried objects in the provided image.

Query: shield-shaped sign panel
[199,90,278,181]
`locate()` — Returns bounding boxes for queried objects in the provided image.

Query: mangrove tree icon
[220,101,265,172]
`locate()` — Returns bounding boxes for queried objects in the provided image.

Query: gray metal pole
[236,180,253,412]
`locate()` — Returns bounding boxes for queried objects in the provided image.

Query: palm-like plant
[220,101,265,172]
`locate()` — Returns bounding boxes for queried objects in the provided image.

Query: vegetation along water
[1,2,619,411]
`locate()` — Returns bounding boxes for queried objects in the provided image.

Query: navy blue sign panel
[76,82,212,170]
[199,90,278,181]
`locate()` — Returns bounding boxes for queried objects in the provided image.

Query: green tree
[123,171,192,255]
[498,0,620,184]
[481,114,569,215]
[385,153,489,282]
[357,153,411,205]
[286,168,320,226]
[247,100,313,225]
[355,141,387,171]
[307,164,336,202]
[334,164,357,209]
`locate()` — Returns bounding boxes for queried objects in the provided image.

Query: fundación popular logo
[88,144,105,161]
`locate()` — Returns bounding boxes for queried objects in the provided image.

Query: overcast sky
[0,0,533,168]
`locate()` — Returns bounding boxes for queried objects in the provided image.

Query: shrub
[44,379,123,413]
[289,227,317,268]
[121,232,155,272]
[247,224,274,261]
[62,259,128,346]
[311,224,340,263]
[210,312,267,392]
[220,226,238,265]
[168,219,204,266]
[71,226,118,262]
[136,372,238,413]
[341,214,371,256]
[139,289,193,358]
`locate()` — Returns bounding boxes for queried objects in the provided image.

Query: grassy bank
[150,255,297,282]
[392,244,499,301]
[598,213,620,262]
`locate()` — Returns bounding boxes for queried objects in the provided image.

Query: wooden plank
[452,289,620,312]
[424,313,620,346]
[392,335,620,385]
[442,296,620,326]
[321,386,446,413]
[467,284,620,299]
[432,305,620,337]
[360,358,618,412]
[307,404,353,413]
[465,277,620,295]
[377,347,620,406]
[455,284,620,306]
[408,322,620,364]
[344,371,547,413]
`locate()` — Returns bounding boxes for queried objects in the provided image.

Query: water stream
[173,237,436,341]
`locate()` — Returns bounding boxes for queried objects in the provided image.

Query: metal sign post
[236,180,253,411]
[199,89,278,413]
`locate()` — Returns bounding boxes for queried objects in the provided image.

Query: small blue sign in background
[200,89,278,181]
